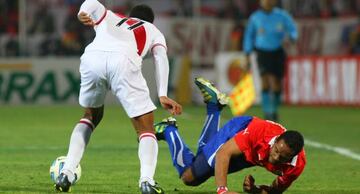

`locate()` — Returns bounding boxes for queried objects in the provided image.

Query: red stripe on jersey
[133,26,146,56]
[94,10,107,25]
[151,43,167,53]
[115,13,126,18]
[125,19,146,56]
[125,19,137,26]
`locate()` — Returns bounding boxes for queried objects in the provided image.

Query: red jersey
[234,117,306,189]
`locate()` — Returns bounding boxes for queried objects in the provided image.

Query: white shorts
[79,51,156,118]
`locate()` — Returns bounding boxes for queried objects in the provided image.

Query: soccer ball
[49,156,81,184]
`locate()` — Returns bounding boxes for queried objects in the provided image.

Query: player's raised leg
[154,117,195,177]
[194,77,228,154]
[56,107,103,192]
[55,50,109,192]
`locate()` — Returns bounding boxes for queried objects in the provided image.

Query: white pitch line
[305,139,360,161]
[2,139,360,162]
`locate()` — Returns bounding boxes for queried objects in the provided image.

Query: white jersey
[85,11,167,61]
[79,0,169,97]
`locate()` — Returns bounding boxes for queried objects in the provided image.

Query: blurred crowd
[0,0,360,57]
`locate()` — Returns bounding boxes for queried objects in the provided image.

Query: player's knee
[261,80,270,90]
[181,169,201,186]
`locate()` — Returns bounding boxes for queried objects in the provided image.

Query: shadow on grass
[0,186,119,194]
[0,184,247,194]
[0,186,53,193]
[168,188,243,194]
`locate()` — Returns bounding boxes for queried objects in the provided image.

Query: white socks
[62,118,94,183]
[61,120,158,186]
[138,133,158,186]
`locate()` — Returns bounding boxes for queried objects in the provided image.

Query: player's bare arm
[215,138,242,194]
[159,96,182,115]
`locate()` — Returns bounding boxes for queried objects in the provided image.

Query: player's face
[268,139,294,165]
[260,0,277,11]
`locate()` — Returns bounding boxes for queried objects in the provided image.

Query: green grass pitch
[0,105,360,193]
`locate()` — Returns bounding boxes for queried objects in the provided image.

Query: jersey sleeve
[151,29,169,97]
[152,45,169,97]
[78,0,106,24]
[150,29,167,51]
[282,10,298,41]
[234,129,252,152]
[234,118,265,152]
[243,14,257,55]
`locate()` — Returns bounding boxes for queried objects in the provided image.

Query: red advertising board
[284,56,360,106]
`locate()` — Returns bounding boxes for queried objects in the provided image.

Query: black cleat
[140,181,165,194]
[54,173,72,192]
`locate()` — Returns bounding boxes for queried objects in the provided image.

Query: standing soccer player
[55,0,182,193]
[155,77,306,194]
[243,0,297,121]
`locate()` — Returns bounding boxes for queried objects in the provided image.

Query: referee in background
[243,0,297,122]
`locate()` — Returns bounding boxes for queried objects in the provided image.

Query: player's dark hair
[278,130,304,155]
[129,4,155,23]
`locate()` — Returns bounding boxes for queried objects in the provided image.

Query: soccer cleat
[194,77,228,106]
[54,173,72,192]
[140,181,165,194]
[154,117,177,140]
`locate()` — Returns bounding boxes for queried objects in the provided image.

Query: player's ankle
[139,177,155,187]
[61,169,76,184]
[206,102,223,112]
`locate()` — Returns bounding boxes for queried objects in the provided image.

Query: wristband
[217,186,228,194]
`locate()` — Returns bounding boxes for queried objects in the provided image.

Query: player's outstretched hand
[159,96,182,115]
[78,12,95,26]
[243,174,255,193]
